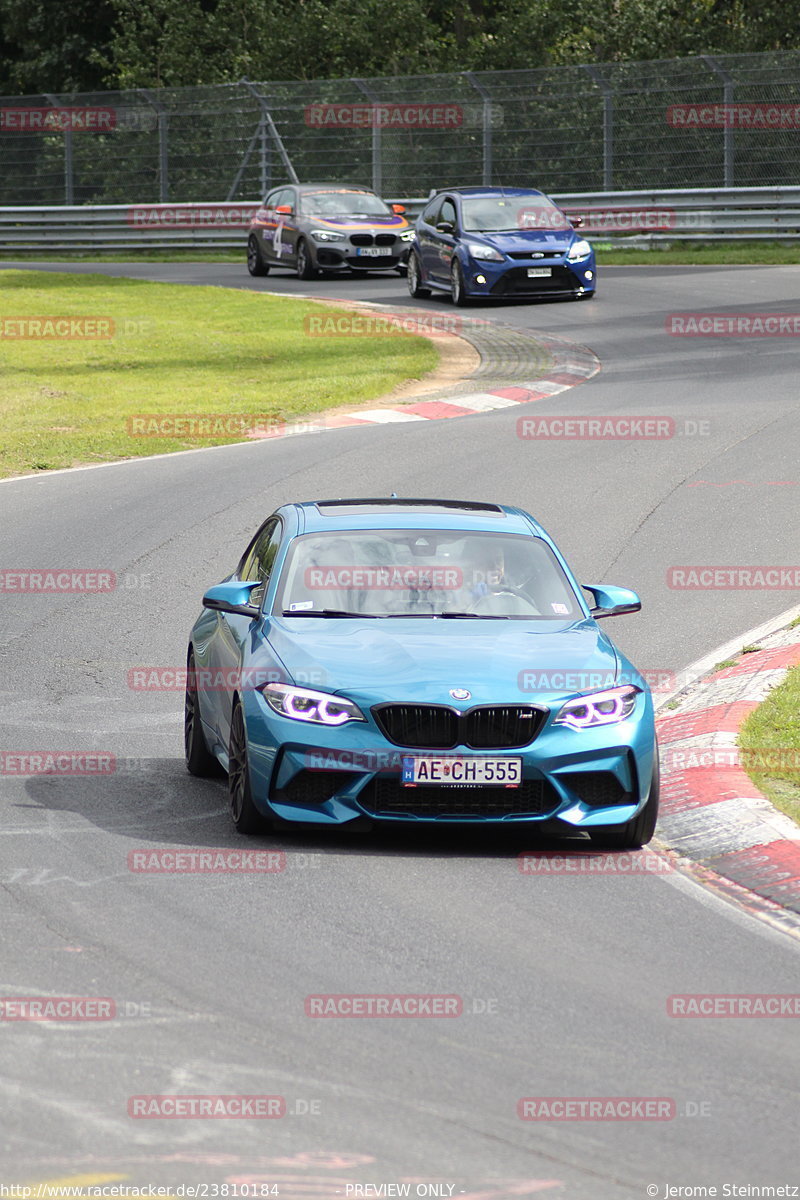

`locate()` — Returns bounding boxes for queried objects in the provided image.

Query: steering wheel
[469,586,540,614]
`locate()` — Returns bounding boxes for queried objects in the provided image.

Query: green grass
[0,270,438,478]
[596,241,800,266]
[738,665,800,828]
[4,239,800,267]
[1,249,245,263]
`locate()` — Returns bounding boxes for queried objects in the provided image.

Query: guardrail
[2,188,800,253]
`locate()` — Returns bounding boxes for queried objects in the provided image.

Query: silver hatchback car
[247,183,414,279]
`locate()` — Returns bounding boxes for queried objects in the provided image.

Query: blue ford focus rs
[407,186,596,303]
[185,498,657,846]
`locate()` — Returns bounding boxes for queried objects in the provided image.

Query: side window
[242,520,281,580]
[439,198,457,229]
[240,520,283,609]
[281,188,296,214]
[265,188,286,210]
[421,197,442,226]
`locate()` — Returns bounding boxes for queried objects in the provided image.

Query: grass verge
[738,665,800,828]
[596,241,800,266]
[4,241,800,266]
[0,270,438,479]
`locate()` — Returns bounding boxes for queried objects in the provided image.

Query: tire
[295,239,316,281]
[184,651,223,777]
[228,697,269,834]
[450,259,469,306]
[590,751,660,850]
[407,253,431,298]
[247,235,269,277]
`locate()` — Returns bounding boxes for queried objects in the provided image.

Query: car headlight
[262,683,364,726]
[465,242,505,262]
[399,229,416,242]
[311,229,346,243]
[554,685,640,730]
[567,239,592,262]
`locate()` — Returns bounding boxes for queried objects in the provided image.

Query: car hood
[312,214,409,233]
[265,617,620,705]
[473,230,575,255]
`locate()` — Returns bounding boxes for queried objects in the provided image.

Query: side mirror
[582,584,641,619]
[275,204,293,215]
[436,220,455,235]
[202,580,263,618]
[568,213,584,228]
[392,203,406,214]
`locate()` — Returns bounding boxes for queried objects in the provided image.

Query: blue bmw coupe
[185,498,658,846]
[407,186,596,304]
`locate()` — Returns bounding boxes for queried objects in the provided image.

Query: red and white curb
[246,315,600,439]
[655,607,800,919]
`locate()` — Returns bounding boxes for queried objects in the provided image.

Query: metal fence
[3,51,800,205]
[3,189,800,254]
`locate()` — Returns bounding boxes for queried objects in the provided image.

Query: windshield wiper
[379,611,509,619]
[437,611,509,619]
[282,609,378,619]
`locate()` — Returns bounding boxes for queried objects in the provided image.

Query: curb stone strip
[245,304,601,439]
[656,625,800,919]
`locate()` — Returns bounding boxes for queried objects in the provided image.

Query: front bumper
[241,689,655,828]
[462,255,596,299]
[313,237,411,271]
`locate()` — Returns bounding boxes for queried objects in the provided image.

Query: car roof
[287,498,543,537]
[289,183,379,194]
[430,186,548,200]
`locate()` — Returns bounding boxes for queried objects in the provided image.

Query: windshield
[300,190,392,218]
[461,196,572,233]
[275,530,582,619]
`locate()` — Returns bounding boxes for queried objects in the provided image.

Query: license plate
[356,246,389,257]
[527,267,552,277]
[401,755,522,787]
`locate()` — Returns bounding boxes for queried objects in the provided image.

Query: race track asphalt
[1,259,799,1196]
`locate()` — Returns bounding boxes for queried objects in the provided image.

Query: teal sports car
[185,498,658,846]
